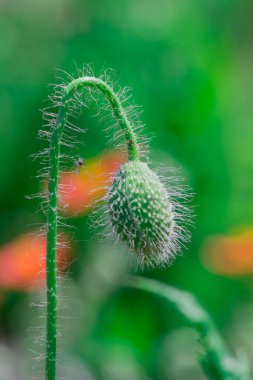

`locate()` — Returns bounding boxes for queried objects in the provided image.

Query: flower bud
[107,161,182,266]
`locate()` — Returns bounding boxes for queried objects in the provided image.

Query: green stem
[124,276,249,380]
[45,76,140,380]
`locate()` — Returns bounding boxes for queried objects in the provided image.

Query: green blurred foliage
[0,0,253,379]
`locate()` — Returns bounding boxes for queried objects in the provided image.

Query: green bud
[107,161,178,266]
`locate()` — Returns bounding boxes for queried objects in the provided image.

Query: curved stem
[45,76,140,380]
[124,276,249,380]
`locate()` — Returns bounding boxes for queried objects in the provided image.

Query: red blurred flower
[57,150,126,215]
[0,233,71,291]
[200,228,253,276]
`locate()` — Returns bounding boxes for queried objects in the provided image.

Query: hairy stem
[124,276,249,380]
[46,76,140,380]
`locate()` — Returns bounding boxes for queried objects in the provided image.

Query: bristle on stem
[45,75,141,380]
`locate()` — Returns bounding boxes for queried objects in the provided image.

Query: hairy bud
[107,161,186,267]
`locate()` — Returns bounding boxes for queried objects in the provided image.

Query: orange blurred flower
[200,228,253,276]
[0,151,124,292]
[0,232,71,291]
[57,150,126,215]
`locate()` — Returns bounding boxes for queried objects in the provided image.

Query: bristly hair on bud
[94,159,192,269]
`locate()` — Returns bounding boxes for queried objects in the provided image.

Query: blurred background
[0,0,253,379]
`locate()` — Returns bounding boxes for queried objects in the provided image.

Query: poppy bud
[107,161,186,267]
